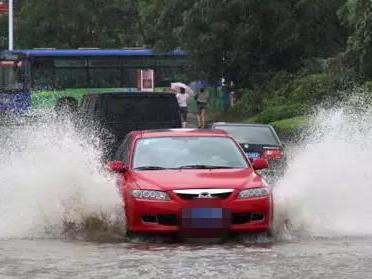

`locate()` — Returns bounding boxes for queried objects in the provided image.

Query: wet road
[1,107,372,279]
[1,237,372,279]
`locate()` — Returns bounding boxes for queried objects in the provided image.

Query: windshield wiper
[177,165,235,169]
[134,166,167,170]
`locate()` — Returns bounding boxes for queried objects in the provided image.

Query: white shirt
[176,92,192,107]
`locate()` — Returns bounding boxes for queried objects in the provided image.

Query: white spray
[275,99,372,237]
[0,113,123,239]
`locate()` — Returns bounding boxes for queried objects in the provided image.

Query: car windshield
[132,136,248,170]
[214,125,280,145]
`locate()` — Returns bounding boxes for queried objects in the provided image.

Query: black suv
[79,92,181,158]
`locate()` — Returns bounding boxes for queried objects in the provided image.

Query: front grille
[232,212,264,224]
[177,192,231,200]
[174,189,234,200]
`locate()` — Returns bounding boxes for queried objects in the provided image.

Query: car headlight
[238,188,269,199]
[131,190,170,200]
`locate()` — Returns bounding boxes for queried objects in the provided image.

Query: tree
[143,0,346,87]
[339,0,372,78]
[15,0,144,48]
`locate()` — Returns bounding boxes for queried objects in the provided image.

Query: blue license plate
[191,208,223,219]
[247,152,260,159]
[182,208,228,229]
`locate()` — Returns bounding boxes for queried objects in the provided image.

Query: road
[1,108,371,279]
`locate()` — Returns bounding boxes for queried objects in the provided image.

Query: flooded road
[1,103,371,278]
[1,237,372,279]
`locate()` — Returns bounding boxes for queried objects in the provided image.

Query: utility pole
[9,0,13,50]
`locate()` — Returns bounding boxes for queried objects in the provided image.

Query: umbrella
[188,80,210,92]
[171,82,194,95]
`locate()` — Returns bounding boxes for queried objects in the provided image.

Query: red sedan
[106,129,273,237]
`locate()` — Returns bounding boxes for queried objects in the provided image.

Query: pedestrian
[195,88,209,128]
[222,85,231,112]
[176,87,193,128]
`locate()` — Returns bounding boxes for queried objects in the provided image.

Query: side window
[114,135,131,162]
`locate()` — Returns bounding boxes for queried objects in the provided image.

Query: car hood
[129,168,264,191]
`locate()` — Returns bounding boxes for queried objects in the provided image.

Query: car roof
[83,92,176,98]
[212,122,274,128]
[131,129,229,139]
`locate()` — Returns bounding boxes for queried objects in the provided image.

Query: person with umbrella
[171,83,194,128]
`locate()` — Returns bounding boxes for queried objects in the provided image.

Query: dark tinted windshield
[214,125,280,145]
[105,96,179,122]
[133,136,248,169]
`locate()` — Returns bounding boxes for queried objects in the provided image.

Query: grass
[269,116,309,134]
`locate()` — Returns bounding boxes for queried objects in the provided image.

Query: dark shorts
[197,102,207,113]
[180,107,188,122]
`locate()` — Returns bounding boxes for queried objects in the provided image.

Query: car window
[214,125,280,145]
[132,136,248,169]
[114,134,131,162]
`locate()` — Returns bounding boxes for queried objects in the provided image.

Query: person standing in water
[176,87,193,128]
[195,88,209,128]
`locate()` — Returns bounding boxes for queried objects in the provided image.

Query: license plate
[182,208,229,229]
[247,152,260,159]
[190,208,223,219]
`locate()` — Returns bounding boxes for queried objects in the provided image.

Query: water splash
[0,112,124,240]
[274,97,372,237]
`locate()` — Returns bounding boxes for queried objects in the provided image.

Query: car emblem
[197,192,212,199]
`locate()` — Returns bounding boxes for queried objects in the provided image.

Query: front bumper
[125,190,273,235]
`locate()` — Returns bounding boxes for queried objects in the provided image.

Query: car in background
[211,123,285,174]
[79,92,182,158]
[106,129,273,237]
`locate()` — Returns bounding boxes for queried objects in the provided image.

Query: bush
[251,103,306,123]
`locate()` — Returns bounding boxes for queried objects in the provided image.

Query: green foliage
[9,0,347,87]
[250,103,306,123]
[4,0,367,129]
[339,0,372,78]
[270,116,309,134]
[141,0,347,86]
[15,0,144,48]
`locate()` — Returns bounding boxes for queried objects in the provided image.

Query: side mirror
[252,158,269,170]
[105,161,128,173]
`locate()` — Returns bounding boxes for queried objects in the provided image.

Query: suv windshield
[106,96,179,122]
[214,125,280,146]
[133,136,248,170]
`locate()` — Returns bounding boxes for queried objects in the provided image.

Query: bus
[0,48,189,112]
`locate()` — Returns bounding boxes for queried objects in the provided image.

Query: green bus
[0,48,189,112]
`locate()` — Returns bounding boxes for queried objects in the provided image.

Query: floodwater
[1,237,372,279]
[0,99,371,278]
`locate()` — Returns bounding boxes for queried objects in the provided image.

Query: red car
[106,129,273,237]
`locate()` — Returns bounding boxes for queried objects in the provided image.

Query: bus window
[55,67,88,88]
[0,60,24,91]
[53,58,88,88]
[122,69,137,88]
[89,68,122,88]
[31,58,54,90]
